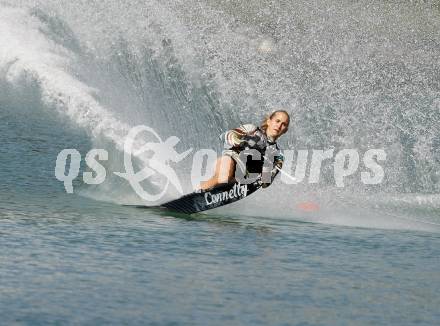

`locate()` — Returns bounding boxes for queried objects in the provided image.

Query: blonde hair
[260,110,290,133]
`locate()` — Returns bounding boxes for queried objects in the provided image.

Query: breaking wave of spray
[1,0,440,230]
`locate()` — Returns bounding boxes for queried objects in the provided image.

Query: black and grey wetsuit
[222,124,283,186]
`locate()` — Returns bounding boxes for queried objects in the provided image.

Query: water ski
[159,179,262,214]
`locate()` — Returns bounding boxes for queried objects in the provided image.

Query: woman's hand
[240,132,266,150]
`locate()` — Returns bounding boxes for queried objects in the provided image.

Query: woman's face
[266,112,289,139]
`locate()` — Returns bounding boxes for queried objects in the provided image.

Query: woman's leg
[199,156,236,190]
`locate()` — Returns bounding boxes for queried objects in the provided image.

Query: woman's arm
[262,149,284,188]
[222,124,259,149]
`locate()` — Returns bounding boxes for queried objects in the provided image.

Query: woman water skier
[200,110,290,190]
